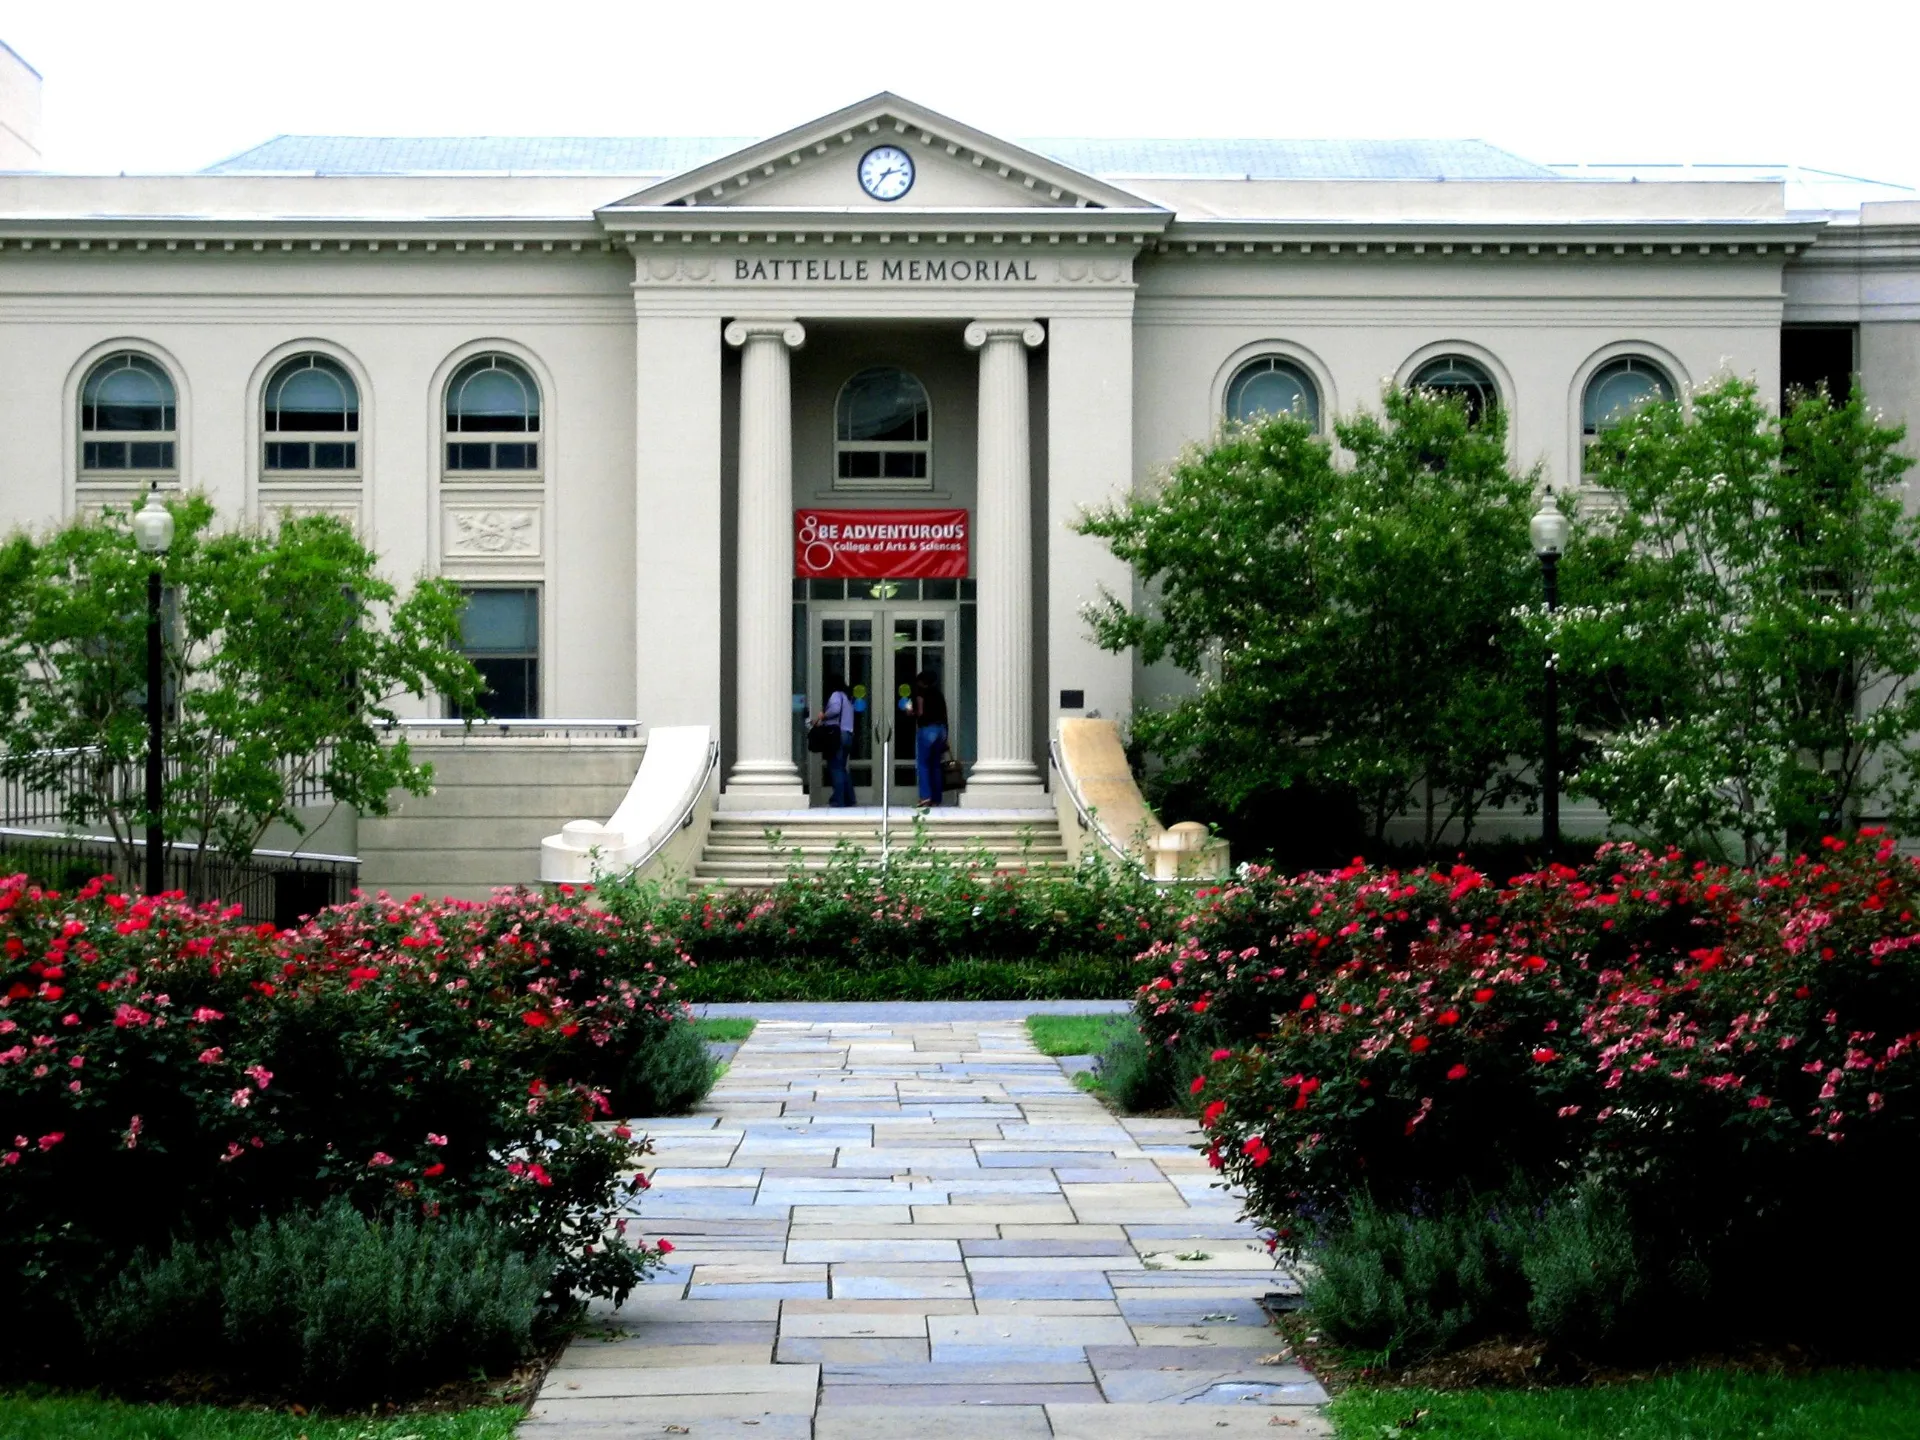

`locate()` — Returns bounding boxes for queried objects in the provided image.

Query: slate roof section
[202,134,1558,181]
[201,135,753,176]
[1026,138,1559,180]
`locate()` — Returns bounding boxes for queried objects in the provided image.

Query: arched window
[1410,353,1499,425]
[445,354,541,473]
[264,354,359,472]
[80,352,177,475]
[1582,357,1674,436]
[835,367,930,489]
[1225,356,1319,429]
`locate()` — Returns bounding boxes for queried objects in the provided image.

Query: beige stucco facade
[2,93,1916,834]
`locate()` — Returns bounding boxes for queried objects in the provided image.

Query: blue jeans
[826,733,855,807]
[915,723,948,805]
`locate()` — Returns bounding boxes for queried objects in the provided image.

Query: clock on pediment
[858,145,915,201]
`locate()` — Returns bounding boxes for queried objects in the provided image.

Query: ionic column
[963,319,1048,806]
[721,319,806,807]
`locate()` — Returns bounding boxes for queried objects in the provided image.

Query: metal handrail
[876,722,893,872]
[0,824,358,866]
[622,739,720,880]
[384,718,643,738]
[1046,736,1151,878]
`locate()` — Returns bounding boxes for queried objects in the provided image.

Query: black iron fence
[0,745,336,829]
[0,826,359,928]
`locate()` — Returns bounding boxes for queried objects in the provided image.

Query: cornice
[596,205,1171,244]
[1789,223,1920,269]
[1155,217,1828,259]
[0,218,613,252]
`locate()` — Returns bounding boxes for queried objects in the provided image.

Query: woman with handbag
[909,671,949,809]
[814,672,856,807]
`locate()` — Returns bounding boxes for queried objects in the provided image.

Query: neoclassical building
[2,93,1918,883]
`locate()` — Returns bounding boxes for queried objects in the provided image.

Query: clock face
[858,145,915,201]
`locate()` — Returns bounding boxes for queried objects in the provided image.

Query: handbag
[941,754,965,790]
[806,722,837,755]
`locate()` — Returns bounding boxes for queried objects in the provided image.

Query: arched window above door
[835,367,931,490]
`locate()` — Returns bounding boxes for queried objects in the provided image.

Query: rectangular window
[453,587,539,719]
[83,440,176,471]
[446,441,539,472]
[1782,326,1857,407]
[266,441,358,472]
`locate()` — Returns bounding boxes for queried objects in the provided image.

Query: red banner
[795,508,969,579]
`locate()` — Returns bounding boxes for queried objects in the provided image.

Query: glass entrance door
[810,605,957,805]
[888,611,949,798]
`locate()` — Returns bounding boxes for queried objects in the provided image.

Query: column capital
[965,319,1045,351]
[724,318,806,350]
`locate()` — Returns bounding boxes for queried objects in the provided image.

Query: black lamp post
[131,483,174,897]
[1530,490,1570,862]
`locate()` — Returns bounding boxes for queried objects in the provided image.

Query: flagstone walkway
[520,1018,1330,1438]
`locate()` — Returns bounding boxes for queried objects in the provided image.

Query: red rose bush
[0,874,696,1372]
[1138,835,1920,1346]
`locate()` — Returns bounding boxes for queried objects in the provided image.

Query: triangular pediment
[600,93,1161,214]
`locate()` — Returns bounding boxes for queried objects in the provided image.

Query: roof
[1548,162,1917,219]
[203,133,1559,182]
[202,135,752,176]
[1027,138,1557,180]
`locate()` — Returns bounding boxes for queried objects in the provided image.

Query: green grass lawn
[1329,1370,1920,1439]
[694,1017,756,1042]
[0,1392,520,1440]
[1025,1012,1130,1056]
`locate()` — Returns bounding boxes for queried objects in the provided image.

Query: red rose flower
[1189,1075,1206,1094]
[1446,1063,1469,1081]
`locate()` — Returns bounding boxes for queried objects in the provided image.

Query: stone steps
[690,809,1067,888]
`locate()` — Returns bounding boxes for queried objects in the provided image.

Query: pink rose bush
[0,875,693,1355]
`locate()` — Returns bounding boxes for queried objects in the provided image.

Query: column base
[960,761,1048,810]
[719,761,807,811]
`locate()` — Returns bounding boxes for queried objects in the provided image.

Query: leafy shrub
[0,876,691,1363]
[620,1013,718,1115]
[1154,835,1920,1345]
[89,1198,552,1402]
[596,829,1177,965]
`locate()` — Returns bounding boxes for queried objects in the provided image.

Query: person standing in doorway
[817,672,856,807]
[910,670,949,808]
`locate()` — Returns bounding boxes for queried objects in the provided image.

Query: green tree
[0,497,483,893]
[1552,377,1920,861]
[1079,386,1543,853]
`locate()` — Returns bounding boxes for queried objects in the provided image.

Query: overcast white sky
[5,0,1918,187]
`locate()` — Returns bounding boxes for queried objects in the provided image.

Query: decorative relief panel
[258,498,364,533]
[444,504,542,558]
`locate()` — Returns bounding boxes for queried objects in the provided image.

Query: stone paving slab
[519,1017,1318,1436]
